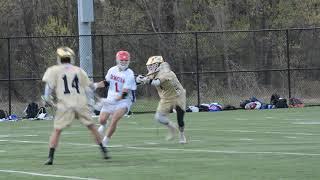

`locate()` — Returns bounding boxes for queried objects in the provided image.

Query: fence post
[7,38,11,115]
[286,29,292,99]
[195,32,200,107]
[101,35,105,77]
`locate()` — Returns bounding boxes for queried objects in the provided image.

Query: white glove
[150,79,160,86]
[136,75,149,84]
[93,83,98,90]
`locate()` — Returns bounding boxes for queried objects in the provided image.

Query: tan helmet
[56,46,75,64]
[146,56,164,74]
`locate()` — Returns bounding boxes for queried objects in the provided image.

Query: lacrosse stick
[41,95,57,120]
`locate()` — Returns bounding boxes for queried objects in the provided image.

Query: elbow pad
[104,80,109,88]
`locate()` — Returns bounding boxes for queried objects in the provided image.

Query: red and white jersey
[105,66,136,103]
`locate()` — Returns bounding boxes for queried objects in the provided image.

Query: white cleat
[166,126,177,141]
[102,136,108,147]
[179,133,187,144]
[98,125,105,137]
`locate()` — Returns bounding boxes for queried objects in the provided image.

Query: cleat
[102,148,111,159]
[166,126,177,141]
[98,125,105,137]
[102,137,108,147]
[179,133,187,144]
[44,158,53,165]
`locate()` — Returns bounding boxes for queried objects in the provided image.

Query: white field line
[239,138,253,141]
[0,134,38,138]
[0,139,123,148]
[0,150,5,153]
[216,130,319,136]
[283,118,307,121]
[0,169,101,180]
[264,117,274,119]
[3,139,320,157]
[217,130,257,133]
[263,131,314,136]
[292,122,320,125]
[126,146,320,156]
[284,136,297,139]
[144,142,159,145]
[234,118,249,120]
[1,129,318,139]
[189,139,202,142]
[1,129,318,138]
[23,134,38,137]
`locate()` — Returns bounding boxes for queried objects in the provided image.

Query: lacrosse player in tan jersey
[42,47,109,165]
[136,56,187,144]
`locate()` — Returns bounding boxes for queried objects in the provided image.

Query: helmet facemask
[116,50,130,71]
[146,56,164,75]
[117,59,130,71]
[147,63,160,75]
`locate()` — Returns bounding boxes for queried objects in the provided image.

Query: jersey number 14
[62,74,80,94]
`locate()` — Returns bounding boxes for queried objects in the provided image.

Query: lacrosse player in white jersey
[94,50,137,147]
[42,47,110,165]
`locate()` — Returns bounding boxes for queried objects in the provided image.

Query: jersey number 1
[62,75,80,94]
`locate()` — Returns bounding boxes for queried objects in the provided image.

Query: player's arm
[42,68,56,107]
[79,69,102,108]
[135,74,148,85]
[42,83,56,107]
[135,74,161,86]
[90,80,109,90]
[117,72,135,100]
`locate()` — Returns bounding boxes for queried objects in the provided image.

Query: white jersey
[105,66,136,103]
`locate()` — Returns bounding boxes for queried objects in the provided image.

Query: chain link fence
[0,28,319,116]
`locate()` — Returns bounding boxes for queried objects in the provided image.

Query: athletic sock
[102,136,109,147]
[99,143,106,153]
[179,126,184,133]
[48,147,55,159]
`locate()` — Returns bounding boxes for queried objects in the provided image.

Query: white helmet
[116,50,130,71]
[56,46,75,64]
[146,56,164,75]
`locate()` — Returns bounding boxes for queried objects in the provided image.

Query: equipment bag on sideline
[0,109,7,119]
[25,102,39,118]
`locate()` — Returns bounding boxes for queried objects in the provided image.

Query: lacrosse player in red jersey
[93,50,137,147]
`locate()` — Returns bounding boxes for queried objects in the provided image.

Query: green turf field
[0,107,320,180]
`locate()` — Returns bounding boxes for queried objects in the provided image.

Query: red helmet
[116,50,130,70]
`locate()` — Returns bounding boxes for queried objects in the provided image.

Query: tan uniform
[42,64,94,129]
[154,62,186,114]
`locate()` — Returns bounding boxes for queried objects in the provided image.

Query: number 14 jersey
[42,64,91,108]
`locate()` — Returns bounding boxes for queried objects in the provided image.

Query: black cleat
[44,158,53,165]
[103,152,111,159]
[102,148,111,159]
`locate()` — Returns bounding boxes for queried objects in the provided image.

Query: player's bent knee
[99,112,109,125]
[155,113,169,125]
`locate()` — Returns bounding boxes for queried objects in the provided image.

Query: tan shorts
[156,92,186,114]
[54,106,94,129]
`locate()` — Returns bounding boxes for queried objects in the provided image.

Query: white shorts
[100,99,132,114]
